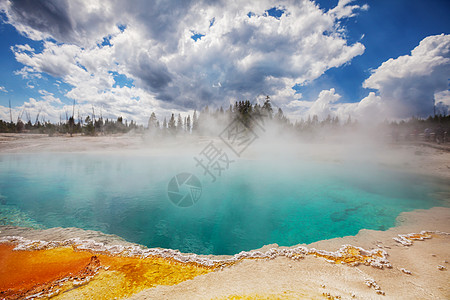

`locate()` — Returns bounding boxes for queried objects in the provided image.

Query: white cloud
[26,81,36,89]
[335,92,385,122]
[307,88,341,119]
[14,66,42,79]
[285,89,388,124]
[38,90,63,104]
[14,42,83,79]
[329,0,368,19]
[434,90,450,116]
[0,97,62,124]
[12,44,34,52]
[2,0,120,47]
[435,90,450,106]
[363,33,450,118]
[0,86,7,93]
[287,100,310,109]
[2,0,369,124]
[285,34,450,122]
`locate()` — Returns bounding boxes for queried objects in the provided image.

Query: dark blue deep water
[0,153,447,255]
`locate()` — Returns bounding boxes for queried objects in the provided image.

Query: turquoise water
[0,153,446,255]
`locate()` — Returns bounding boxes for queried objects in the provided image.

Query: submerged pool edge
[1,151,448,255]
[1,205,449,257]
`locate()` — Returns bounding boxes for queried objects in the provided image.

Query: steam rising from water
[0,127,447,255]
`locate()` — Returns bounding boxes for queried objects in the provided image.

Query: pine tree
[346,115,352,125]
[275,108,284,121]
[312,115,319,126]
[228,104,233,120]
[186,115,191,132]
[168,113,176,134]
[333,116,340,125]
[177,113,183,132]
[148,112,157,129]
[192,110,198,132]
[262,97,273,119]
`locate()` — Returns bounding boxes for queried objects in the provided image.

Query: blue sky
[300,0,450,103]
[0,0,449,124]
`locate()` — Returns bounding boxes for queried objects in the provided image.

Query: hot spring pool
[0,152,447,255]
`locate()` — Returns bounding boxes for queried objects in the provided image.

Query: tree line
[0,115,143,136]
[1,97,449,141]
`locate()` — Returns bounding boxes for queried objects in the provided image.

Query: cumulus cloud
[335,92,385,122]
[285,34,450,122]
[3,0,120,46]
[0,97,62,124]
[0,92,186,126]
[434,90,450,116]
[307,88,341,119]
[286,89,386,123]
[0,86,8,93]
[1,0,369,123]
[363,34,450,118]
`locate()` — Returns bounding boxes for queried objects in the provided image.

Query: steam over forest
[1,97,449,143]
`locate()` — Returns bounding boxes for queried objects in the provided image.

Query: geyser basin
[0,152,446,255]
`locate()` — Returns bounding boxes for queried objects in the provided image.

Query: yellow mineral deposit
[0,231,444,299]
[0,243,212,299]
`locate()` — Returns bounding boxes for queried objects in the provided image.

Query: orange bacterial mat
[0,243,212,299]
